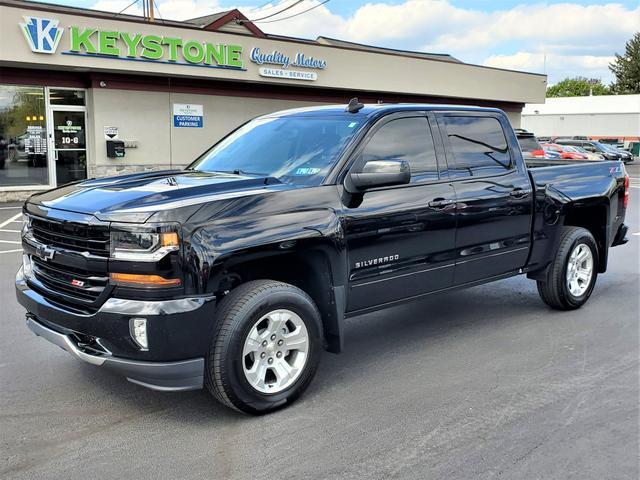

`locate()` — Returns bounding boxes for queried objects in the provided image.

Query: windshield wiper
[206,169,268,176]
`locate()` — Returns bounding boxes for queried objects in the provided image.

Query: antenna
[346,97,364,113]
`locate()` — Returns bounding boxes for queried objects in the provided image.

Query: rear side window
[443,116,512,177]
[362,117,438,179]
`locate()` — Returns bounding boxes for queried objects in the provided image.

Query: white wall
[88,88,326,177]
[521,113,640,138]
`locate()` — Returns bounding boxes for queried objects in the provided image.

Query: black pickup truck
[16,102,630,414]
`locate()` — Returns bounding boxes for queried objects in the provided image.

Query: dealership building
[522,94,640,146]
[0,0,546,201]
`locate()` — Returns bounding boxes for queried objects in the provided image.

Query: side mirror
[345,159,411,193]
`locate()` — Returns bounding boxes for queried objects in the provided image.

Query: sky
[36,0,640,85]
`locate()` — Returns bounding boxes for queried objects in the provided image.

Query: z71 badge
[354,254,399,269]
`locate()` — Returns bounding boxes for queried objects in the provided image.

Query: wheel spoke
[245,362,268,390]
[284,327,308,352]
[268,311,289,336]
[243,328,263,356]
[272,358,294,384]
[576,247,589,263]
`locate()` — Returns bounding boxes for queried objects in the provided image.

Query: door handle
[428,198,455,209]
[509,188,529,198]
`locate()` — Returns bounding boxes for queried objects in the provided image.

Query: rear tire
[205,280,322,415]
[536,226,598,310]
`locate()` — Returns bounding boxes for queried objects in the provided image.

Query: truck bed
[525,159,626,203]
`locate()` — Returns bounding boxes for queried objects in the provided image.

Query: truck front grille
[31,257,109,309]
[31,217,110,257]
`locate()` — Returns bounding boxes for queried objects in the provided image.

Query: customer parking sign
[173,104,203,128]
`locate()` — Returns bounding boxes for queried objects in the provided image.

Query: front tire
[205,280,322,414]
[536,226,599,310]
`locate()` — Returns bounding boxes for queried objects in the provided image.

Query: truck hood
[27,170,288,222]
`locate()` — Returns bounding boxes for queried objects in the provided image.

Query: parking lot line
[0,249,22,254]
[0,206,22,210]
[0,213,21,229]
[0,239,21,244]
[0,228,21,233]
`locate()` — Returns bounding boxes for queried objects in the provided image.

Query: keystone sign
[20,15,244,69]
[19,16,326,80]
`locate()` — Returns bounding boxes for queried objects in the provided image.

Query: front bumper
[26,315,204,391]
[16,266,216,391]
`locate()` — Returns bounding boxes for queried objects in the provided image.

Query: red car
[542,143,588,160]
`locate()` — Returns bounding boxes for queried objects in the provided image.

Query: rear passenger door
[343,112,457,312]
[436,112,533,285]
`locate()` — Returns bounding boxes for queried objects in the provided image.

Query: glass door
[49,109,87,185]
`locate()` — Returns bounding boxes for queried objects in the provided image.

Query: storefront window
[49,89,86,106]
[0,85,49,187]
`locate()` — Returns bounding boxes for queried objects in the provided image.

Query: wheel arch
[211,246,347,353]
[562,198,610,273]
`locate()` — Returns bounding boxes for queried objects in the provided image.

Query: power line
[249,0,306,22]
[113,0,141,17]
[153,0,165,23]
[250,0,293,13]
[254,0,330,23]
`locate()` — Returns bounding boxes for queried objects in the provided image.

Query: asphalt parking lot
[1,165,639,480]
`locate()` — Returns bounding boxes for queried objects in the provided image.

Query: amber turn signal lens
[160,232,179,248]
[110,273,181,287]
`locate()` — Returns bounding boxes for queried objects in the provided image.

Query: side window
[443,116,512,177]
[361,117,438,180]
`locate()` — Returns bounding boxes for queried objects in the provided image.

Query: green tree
[546,77,611,97]
[610,32,640,94]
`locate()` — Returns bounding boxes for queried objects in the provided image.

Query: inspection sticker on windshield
[295,167,321,175]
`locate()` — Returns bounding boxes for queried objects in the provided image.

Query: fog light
[130,318,148,351]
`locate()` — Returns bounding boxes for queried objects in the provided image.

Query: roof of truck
[264,103,505,119]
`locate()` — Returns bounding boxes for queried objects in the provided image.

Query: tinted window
[362,117,438,178]
[190,116,363,186]
[444,116,512,177]
[517,136,542,152]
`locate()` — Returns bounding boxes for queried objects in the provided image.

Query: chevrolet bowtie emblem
[36,244,56,261]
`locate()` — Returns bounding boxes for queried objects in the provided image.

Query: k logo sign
[20,17,64,54]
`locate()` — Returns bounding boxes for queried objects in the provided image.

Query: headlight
[110,224,180,262]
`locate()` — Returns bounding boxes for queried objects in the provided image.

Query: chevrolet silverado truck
[16,102,630,414]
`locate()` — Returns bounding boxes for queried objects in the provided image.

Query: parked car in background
[515,129,545,159]
[602,144,634,163]
[542,146,562,159]
[542,143,588,160]
[571,145,605,161]
[555,139,624,162]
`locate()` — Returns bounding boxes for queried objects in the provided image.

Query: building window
[49,89,86,106]
[0,85,49,187]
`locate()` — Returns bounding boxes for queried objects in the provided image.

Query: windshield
[189,116,363,186]
[602,144,622,153]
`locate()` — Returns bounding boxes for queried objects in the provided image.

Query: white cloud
[90,0,639,83]
[484,52,616,84]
